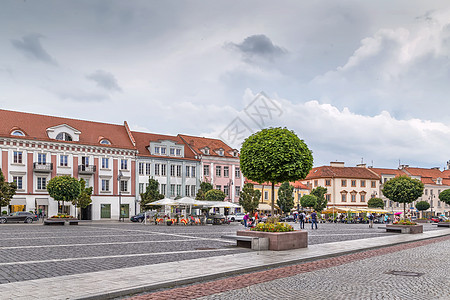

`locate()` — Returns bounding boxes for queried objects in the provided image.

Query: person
[384,214,389,224]
[368,213,374,228]
[299,211,306,229]
[311,210,318,229]
[243,213,249,228]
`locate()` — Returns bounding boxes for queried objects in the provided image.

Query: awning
[257,203,273,211]
[10,198,26,205]
[36,198,49,206]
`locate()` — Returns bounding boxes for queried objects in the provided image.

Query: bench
[44,219,65,226]
[68,220,79,225]
[436,223,450,228]
[378,226,409,233]
[221,235,269,251]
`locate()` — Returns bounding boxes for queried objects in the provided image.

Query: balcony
[78,165,96,175]
[33,162,53,173]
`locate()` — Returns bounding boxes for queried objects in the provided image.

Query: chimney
[330,162,345,167]
[357,164,366,168]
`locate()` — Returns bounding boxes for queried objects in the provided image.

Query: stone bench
[435,223,450,228]
[44,219,65,226]
[68,220,79,225]
[378,226,403,233]
[221,235,269,251]
[378,225,423,234]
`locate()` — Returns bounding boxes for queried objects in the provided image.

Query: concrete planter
[237,230,307,251]
[437,222,450,228]
[416,220,428,223]
[386,224,423,234]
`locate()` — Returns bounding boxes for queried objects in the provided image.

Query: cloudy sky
[1,1,450,169]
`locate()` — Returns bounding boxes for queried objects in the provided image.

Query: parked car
[429,217,440,223]
[227,213,246,222]
[0,212,38,224]
[130,211,156,222]
[280,215,295,222]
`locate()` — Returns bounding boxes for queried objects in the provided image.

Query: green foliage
[277,182,294,214]
[140,177,164,207]
[195,182,213,200]
[0,169,16,207]
[382,176,424,216]
[240,127,313,215]
[367,197,384,209]
[300,194,317,209]
[239,183,261,213]
[72,178,93,209]
[47,176,81,208]
[438,189,450,206]
[205,189,226,201]
[310,186,328,212]
[251,222,294,232]
[415,200,430,211]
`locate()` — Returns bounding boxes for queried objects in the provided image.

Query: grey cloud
[11,33,57,65]
[86,70,122,92]
[227,34,286,61]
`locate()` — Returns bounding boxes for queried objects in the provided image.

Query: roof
[368,168,407,177]
[178,134,238,159]
[0,109,135,149]
[306,166,380,180]
[132,131,198,160]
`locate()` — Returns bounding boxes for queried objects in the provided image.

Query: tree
[0,169,16,208]
[310,186,328,213]
[205,189,226,201]
[277,182,294,214]
[300,194,317,210]
[72,179,93,209]
[415,200,430,218]
[382,176,424,218]
[438,189,450,206]
[239,183,261,213]
[240,127,313,216]
[140,177,164,207]
[195,182,213,200]
[47,176,81,214]
[367,197,384,209]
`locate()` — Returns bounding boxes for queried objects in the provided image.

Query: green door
[120,204,129,218]
[100,204,111,219]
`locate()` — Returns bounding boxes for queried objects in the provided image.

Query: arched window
[100,139,111,145]
[11,130,25,136]
[55,132,73,141]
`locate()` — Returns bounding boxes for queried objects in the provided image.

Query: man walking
[299,211,306,229]
[368,213,374,228]
[311,210,318,229]
[243,213,249,228]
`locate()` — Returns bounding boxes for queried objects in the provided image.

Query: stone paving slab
[0,228,448,300]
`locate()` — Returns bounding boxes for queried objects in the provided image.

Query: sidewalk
[3,228,450,300]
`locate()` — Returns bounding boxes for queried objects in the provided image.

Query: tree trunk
[403,202,406,220]
[271,182,275,216]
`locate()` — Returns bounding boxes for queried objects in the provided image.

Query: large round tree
[240,127,313,216]
[415,200,430,219]
[438,189,450,207]
[47,176,81,214]
[367,197,384,209]
[381,176,424,218]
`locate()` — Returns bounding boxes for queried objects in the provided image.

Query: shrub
[393,220,417,225]
[2,211,7,215]
[251,222,294,232]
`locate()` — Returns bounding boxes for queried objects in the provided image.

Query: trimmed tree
[438,189,450,207]
[277,182,294,214]
[140,177,164,207]
[300,194,317,211]
[72,178,93,215]
[310,186,328,213]
[415,200,430,219]
[382,176,424,218]
[239,183,261,213]
[47,176,81,214]
[195,182,213,200]
[240,127,313,216]
[205,189,226,201]
[0,169,17,208]
[367,197,384,209]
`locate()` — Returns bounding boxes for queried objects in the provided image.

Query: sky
[1,1,450,169]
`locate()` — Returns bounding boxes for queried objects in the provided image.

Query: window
[176,149,181,156]
[326,194,331,202]
[224,185,229,196]
[38,153,46,164]
[264,191,269,200]
[216,185,221,191]
[235,167,240,178]
[102,158,109,169]
[139,183,145,194]
[351,194,356,202]
[11,130,25,136]
[384,178,388,183]
[351,180,356,187]
[13,151,23,164]
[146,163,151,175]
[204,165,210,176]
[120,180,128,192]
[185,185,190,197]
[161,147,166,155]
[191,166,196,177]
[60,155,68,167]
[371,181,376,188]
[154,147,160,154]
[176,184,182,196]
[170,165,175,177]
[438,200,441,207]
[13,176,23,190]
[161,164,166,176]
[121,159,127,170]
[341,180,347,187]
[176,165,182,177]
[325,179,331,186]
[161,184,166,195]
[100,204,111,219]
[154,164,160,176]
[360,180,366,187]
[139,162,144,175]
[425,189,428,195]
[186,166,190,177]
[191,185,196,197]
[360,194,365,202]
[100,139,111,145]
[55,132,72,141]
[341,194,347,202]
[81,156,89,166]
[224,166,229,177]
[37,177,47,190]
[170,148,175,156]
[101,179,110,192]
[235,186,240,197]
[216,166,221,177]
[314,180,318,187]
[170,184,175,197]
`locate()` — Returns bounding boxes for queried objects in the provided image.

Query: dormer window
[100,139,111,145]
[11,130,25,136]
[437,178,442,185]
[55,132,73,141]
[176,149,181,156]
[216,149,224,156]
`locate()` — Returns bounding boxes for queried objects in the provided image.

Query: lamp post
[118,170,123,222]
[429,194,435,217]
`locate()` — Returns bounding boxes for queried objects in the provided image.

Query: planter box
[237,230,307,251]
[386,224,423,234]
[437,222,450,228]
[416,220,428,223]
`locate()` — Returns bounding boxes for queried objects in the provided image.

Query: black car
[130,211,156,222]
[0,212,39,224]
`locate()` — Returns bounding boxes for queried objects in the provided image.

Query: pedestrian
[311,210,318,229]
[243,213,249,228]
[368,213,374,228]
[384,214,389,224]
[299,211,306,229]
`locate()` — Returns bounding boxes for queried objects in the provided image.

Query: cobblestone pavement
[0,221,441,285]
[129,235,450,300]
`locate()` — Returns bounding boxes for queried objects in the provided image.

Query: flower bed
[251,222,294,232]
[393,220,417,225]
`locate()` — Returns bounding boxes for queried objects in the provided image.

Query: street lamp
[429,195,435,217]
[118,170,123,222]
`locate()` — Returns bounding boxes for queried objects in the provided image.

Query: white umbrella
[210,202,241,208]
[146,198,177,206]
[174,197,204,206]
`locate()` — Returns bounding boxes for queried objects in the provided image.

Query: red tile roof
[306,166,380,180]
[178,134,238,159]
[368,168,407,177]
[0,109,135,149]
[402,167,443,179]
